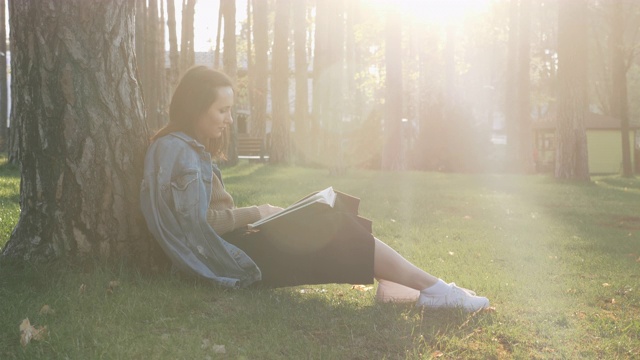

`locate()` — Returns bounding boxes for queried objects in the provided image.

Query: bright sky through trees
[177,0,493,52]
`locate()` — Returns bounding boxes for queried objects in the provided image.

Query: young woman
[140,66,490,312]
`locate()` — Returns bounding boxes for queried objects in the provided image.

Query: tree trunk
[167,0,180,87]
[251,0,268,139]
[517,0,533,173]
[382,7,403,171]
[245,0,253,133]
[555,0,590,181]
[157,0,167,127]
[2,0,156,263]
[270,0,291,164]
[505,0,519,170]
[610,1,633,177]
[293,0,308,163]
[222,0,239,165]
[0,0,6,153]
[180,0,196,74]
[214,1,223,69]
[146,0,159,130]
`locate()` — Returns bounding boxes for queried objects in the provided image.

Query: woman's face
[192,86,234,144]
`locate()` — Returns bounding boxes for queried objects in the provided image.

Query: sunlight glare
[369,0,492,26]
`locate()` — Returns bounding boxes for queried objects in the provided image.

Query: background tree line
[1,0,640,262]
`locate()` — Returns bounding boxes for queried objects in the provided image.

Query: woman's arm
[206,206,261,235]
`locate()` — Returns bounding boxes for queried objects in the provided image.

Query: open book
[248,187,372,234]
[249,187,337,228]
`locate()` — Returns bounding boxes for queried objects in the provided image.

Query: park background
[0,0,639,358]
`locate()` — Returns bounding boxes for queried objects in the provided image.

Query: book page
[249,187,336,228]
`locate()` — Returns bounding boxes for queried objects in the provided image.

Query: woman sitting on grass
[139,66,490,312]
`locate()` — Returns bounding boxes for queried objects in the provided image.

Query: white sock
[420,279,450,295]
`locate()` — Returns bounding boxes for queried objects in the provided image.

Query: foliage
[0,155,19,251]
[2,162,640,358]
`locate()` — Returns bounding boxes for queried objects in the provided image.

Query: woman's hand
[257,204,284,218]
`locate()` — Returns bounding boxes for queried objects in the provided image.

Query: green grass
[1,158,640,359]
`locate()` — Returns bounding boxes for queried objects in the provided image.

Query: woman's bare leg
[373,237,438,291]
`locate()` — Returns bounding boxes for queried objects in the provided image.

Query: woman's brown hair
[151,66,234,159]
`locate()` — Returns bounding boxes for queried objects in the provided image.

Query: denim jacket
[140,132,261,287]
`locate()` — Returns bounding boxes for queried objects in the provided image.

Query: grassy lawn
[1,158,639,359]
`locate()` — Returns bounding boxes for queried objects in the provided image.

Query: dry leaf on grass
[351,285,373,292]
[19,318,48,347]
[107,280,120,294]
[602,283,611,287]
[79,283,87,294]
[39,304,55,315]
[212,344,226,354]
[432,350,444,358]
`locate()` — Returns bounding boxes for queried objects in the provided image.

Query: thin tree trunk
[270,0,291,164]
[517,0,533,173]
[245,0,253,135]
[555,0,590,181]
[611,1,633,177]
[222,0,238,165]
[214,1,223,69]
[2,0,156,263]
[146,0,159,130]
[382,7,403,171]
[157,0,167,127]
[167,0,180,86]
[505,0,519,170]
[180,0,196,74]
[293,0,308,163]
[0,0,6,153]
[251,0,268,139]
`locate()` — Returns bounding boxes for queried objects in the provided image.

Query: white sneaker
[450,282,476,296]
[416,283,489,312]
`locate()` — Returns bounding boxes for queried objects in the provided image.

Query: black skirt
[223,210,375,288]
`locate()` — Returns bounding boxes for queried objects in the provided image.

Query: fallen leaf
[448,251,455,256]
[605,298,616,304]
[109,281,120,289]
[212,344,226,354]
[351,285,373,292]
[19,318,48,347]
[79,284,87,294]
[463,215,472,220]
[201,338,211,349]
[602,283,611,287]
[432,350,444,358]
[481,306,497,313]
[39,305,55,315]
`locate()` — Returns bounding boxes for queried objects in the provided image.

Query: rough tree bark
[555,0,590,181]
[270,0,291,164]
[2,0,155,262]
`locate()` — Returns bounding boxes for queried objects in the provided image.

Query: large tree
[2,0,155,262]
[555,0,590,180]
